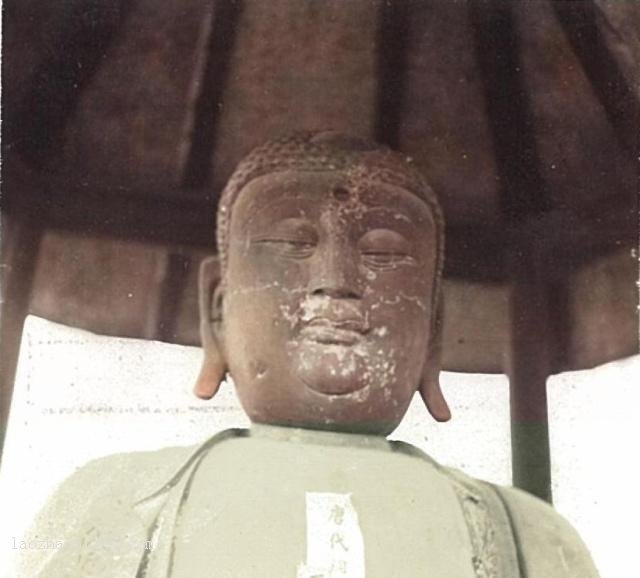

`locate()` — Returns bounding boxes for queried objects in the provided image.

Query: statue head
[195,131,450,435]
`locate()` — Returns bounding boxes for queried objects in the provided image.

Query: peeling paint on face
[222,170,438,434]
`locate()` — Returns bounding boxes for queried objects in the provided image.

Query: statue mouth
[299,317,368,346]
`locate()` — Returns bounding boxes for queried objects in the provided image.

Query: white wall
[548,356,640,578]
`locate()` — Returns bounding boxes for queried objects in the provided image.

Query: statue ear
[418,292,451,422]
[194,256,227,400]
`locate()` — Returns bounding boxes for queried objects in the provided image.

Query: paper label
[297,492,365,578]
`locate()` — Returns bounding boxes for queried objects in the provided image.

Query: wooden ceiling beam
[158,0,244,342]
[554,0,640,160]
[375,0,411,149]
[182,0,245,190]
[470,0,554,503]
[2,2,129,168]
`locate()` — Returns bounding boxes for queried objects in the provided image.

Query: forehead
[230,170,434,226]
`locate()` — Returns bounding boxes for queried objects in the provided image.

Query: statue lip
[299,317,368,345]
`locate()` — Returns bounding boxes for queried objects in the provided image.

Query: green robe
[16,427,599,578]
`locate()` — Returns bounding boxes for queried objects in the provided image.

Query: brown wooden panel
[1,1,64,118]
[441,280,510,374]
[50,0,214,191]
[515,1,636,211]
[29,232,169,340]
[558,1,640,157]
[595,0,640,88]
[568,248,639,369]
[398,1,501,226]
[211,0,379,191]
[3,2,127,169]
[24,233,208,350]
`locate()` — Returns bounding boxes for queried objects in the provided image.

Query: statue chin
[294,344,369,396]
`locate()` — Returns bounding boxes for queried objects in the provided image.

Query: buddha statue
[19,132,598,578]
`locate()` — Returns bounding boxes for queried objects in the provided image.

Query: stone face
[199,133,448,433]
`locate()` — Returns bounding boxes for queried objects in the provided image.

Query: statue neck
[248,422,392,451]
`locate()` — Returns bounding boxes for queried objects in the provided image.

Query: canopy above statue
[2,0,637,378]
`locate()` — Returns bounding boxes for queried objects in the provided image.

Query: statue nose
[309,241,362,299]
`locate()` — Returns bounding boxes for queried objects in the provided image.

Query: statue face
[220,170,437,434]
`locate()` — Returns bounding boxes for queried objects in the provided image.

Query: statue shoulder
[15,445,194,578]
[38,428,248,508]
[31,428,247,529]
[52,444,197,502]
[27,444,195,533]
[426,461,599,578]
[17,431,246,578]
[492,484,600,578]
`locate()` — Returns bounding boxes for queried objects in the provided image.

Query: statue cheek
[249,359,269,380]
[368,292,430,326]
[363,268,431,296]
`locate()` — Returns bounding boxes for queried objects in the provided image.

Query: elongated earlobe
[194,343,226,399]
[418,292,451,422]
[419,379,451,422]
[194,256,227,399]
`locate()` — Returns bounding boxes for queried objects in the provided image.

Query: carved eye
[252,218,318,259]
[358,229,416,270]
